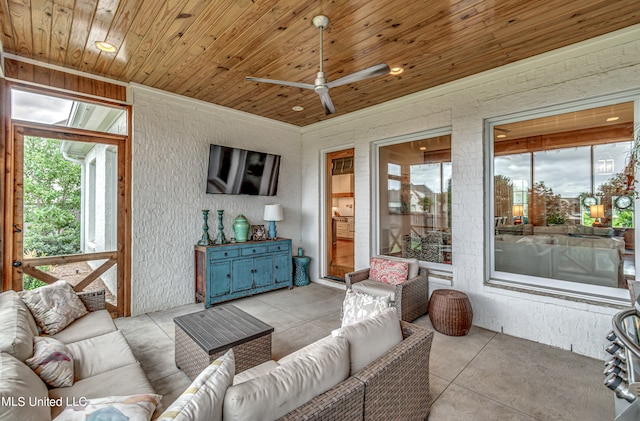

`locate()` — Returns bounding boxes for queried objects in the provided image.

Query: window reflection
[493,102,635,291]
[379,135,452,265]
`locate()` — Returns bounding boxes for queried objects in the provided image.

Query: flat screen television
[207,144,281,196]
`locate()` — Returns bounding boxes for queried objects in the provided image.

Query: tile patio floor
[114,283,612,420]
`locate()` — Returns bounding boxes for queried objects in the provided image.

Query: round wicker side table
[428,289,473,336]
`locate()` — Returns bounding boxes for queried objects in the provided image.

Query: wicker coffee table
[174,304,274,380]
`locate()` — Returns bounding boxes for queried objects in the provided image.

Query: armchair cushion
[351,279,396,301]
[341,290,391,327]
[19,281,88,335]
[52,310,116,345]
[369,257,409,285]
[0,352,51,421]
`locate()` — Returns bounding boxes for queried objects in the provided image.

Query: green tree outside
[23,137,82,288]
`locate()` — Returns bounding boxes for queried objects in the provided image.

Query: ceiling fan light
[390,67,404,75]
[95,41,116,53]
[606,116,619,122]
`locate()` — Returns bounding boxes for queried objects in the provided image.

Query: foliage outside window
[379,135,452,265]
[492,102,635,292]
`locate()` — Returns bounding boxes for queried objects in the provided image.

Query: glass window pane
[492,101,635,293]
[11,89,127,135]
[379,135,452,264]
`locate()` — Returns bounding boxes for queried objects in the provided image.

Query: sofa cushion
[352,279,396,301]
[233,359,279,385]
[51,310,116,344]
[0,291,38,362]
[49,362,155,418]
[26,336,74,388]
[19,281,88,335]
[369,257,409,285]
[53,394,161,421]
[276,335,333,365]
[224,336,350,421]
[332,308,402,375]
[0,352,51,421]
[66,330,138,380]
[341,289,391,327]
[157,349,234,421]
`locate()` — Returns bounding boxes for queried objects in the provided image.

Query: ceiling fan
[246,15,390,115]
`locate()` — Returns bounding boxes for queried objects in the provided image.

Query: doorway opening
[326,149,355,281]
[4,86,130,316]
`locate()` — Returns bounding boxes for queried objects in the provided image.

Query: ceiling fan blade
[245,76,315,90]
[318,91,336,115]
[326,63,390,88]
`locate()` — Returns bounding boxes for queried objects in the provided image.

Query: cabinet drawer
[209,249,239,260]
[268,243,289,253]
[241,245,267,256]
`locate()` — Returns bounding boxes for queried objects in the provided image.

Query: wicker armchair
[346,266,429,322]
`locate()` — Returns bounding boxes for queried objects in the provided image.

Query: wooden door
[326,149,355,281]
[6,125,130,317]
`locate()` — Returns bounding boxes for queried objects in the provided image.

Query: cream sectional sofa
[0,289,155,420]
[1,287,434,421]
[162,308,435,421]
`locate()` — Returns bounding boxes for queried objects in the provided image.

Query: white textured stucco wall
[130,86,302,315]
[299,25,640,359]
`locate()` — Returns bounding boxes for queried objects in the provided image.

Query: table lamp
[590,204,604,227]
[512,204,524,224]
[264,204,284,239]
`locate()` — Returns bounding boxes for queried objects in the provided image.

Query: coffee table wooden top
[174,304,274,355]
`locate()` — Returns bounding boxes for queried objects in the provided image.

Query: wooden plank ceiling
[1,0,639,127]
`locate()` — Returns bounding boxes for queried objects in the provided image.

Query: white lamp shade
[264,204,284,221]
[590,204,605,219]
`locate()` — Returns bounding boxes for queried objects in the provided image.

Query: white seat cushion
[331,308,402,375]
[352,279,396,301]
[66,330,138,380]
[224,336,349,421]
[0,291,38,362]
[0,352,51,421]
[51,310,116,345]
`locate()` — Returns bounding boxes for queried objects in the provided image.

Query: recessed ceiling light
[419,146,427,151]
[292,106,304,112]
[497,134,507,138]
[606,116,619,122]
[95,41,116,53]
[390,67,404,75]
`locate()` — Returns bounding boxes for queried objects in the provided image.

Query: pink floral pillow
[369,257,409,285]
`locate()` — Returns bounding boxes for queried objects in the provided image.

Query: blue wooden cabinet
[195,239,292,308]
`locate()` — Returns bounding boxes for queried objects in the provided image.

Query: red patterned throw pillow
[369,257,409,285]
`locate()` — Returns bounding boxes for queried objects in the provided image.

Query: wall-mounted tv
[207,144,281,196]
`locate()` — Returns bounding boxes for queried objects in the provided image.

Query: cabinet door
[210,261,231,297]
[253,255,273,287]
[273,253,291,284]
[232,258,255,291]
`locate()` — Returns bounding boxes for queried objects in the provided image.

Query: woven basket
[428,289,473,336]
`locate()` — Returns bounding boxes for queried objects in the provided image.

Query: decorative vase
[233,215,250,242]
[197,210,212,245]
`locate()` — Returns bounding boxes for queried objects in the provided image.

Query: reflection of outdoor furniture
[401,232,448,263]
[495,229,625,288]
[346,257,429,322]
